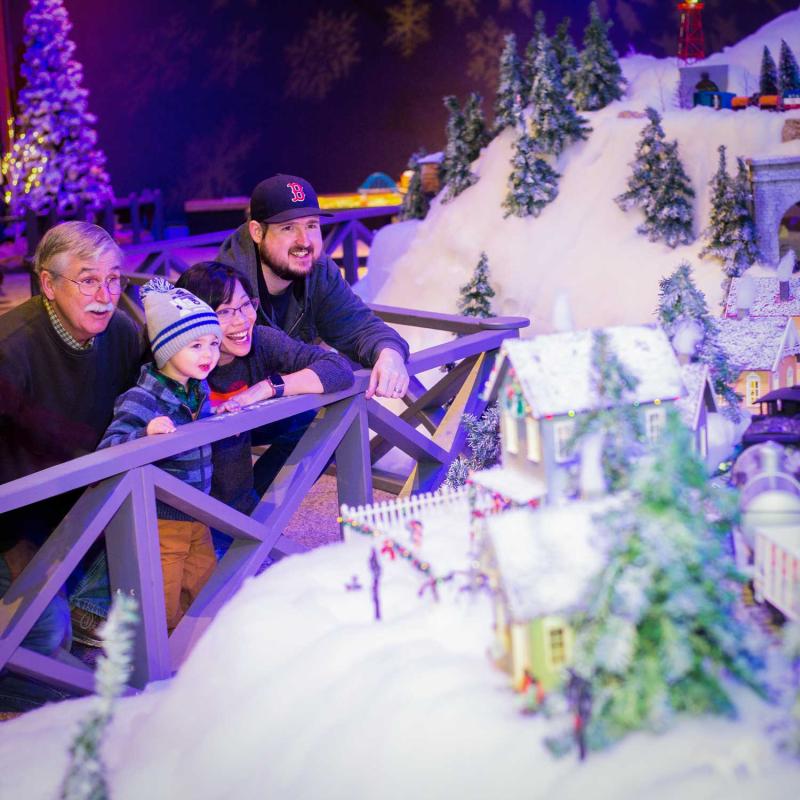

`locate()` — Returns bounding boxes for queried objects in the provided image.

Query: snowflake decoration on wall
[445,0,478,25]
[285,10,360,100]
[209,23,263,88]
[467,18,510,88]
[386,0,431,58]
[498,0,532,16]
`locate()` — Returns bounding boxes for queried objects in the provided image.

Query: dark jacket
[99,364,213,521]
[216,224,410,367]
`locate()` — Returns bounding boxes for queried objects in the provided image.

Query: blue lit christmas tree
[2,0,113,216]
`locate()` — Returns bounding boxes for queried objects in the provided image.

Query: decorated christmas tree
[493,33,523,135]
[458,251,496,318]
[441,95,478,203]
[778,39,800,95]
[700,148,758,277]
[461,92,491,164]
[527,33,590,157]
[572,1,626,112]
[503,97,560,219]
[657,262,742,410]
[570,330,644,492]
[568,412,764,752]
[615,107,667,213]
[2,0,113,216]
[760,45,779,96]
[552,17,580,95]
[399,150,430,221]
[444,405,501,489]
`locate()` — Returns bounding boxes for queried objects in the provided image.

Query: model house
[724,275,800,337]
[676,362,718,460]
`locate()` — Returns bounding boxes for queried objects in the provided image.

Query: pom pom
[139,277,174,300]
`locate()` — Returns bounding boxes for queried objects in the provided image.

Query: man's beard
[258,239,315,281]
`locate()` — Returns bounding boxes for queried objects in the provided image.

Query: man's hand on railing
[366,348,410,400]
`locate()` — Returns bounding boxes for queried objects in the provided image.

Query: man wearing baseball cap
[216,173,409,493]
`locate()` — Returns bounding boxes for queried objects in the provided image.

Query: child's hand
[147,416,176,435]
[215,399,241,415]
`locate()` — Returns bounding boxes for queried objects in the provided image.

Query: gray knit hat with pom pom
[140,277,221,368]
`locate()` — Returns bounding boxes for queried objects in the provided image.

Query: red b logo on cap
[287,182,305,203]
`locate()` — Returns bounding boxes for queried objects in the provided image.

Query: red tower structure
[677,1,706,65]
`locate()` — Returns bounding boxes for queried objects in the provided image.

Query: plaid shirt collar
[42,296,95,351]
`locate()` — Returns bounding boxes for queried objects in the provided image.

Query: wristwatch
[268,373,285,398]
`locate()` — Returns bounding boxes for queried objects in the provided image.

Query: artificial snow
[368,10,800,356]
[470,464,546,504]
[725,275,800,319]
[716,316,799,371]
[490,326,683,417]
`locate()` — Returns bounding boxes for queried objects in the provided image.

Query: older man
[216,174,410,493]
[0,221,141,657]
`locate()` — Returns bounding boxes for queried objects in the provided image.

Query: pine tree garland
[572,1,627,112]
[760,45,779,96]
[2,0,113,216]
[552,17,580,95]
[778,39,800,96]
[700,149,758,277]
[444,404,501,489]
[458,251,496,318]
[570,412,765,752]
[493,33,523,135]
[399,150,430,221]
[60,593,139,800]
[527,33,590,157]
[441,95,479,203]
[657,262,742,411]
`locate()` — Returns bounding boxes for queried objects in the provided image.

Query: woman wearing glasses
[176,261,353,514]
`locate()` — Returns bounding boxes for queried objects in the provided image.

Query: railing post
[335,393,373,514]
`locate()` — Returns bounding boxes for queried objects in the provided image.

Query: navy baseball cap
[249,174,333,224]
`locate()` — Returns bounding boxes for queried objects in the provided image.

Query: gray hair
[33,221,122,276]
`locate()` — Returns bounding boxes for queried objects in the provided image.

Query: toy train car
[741,386,800,449]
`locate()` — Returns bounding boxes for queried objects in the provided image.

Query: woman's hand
[147,416,176,435]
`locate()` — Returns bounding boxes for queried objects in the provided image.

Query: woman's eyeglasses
[216,298,260,323]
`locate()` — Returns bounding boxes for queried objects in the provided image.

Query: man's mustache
[85,301,115,313]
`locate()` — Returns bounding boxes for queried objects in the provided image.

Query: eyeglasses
[50,272,129,296]
[216,298,260,323]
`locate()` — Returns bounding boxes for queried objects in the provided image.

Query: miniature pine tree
[781,623,800,758]
[572,1,627,112]
[527,33,590,157]
[570,412,764,751]
[494,33,523,135]
[462,92,491,164]
[571,330,644,492]
[444,405,501,489]
[2,0,113,216]
[441,95,478,203]
[700,149,758,277]
[552,17,580,95]
[615,107,667,213]
[520,10,547,101]
[61,593,138,800]
[458,251,496,318]
[778,39,800,95]
[400,150,430,221]
[760,45,779,96]
[657,262,742,410]
[634,140,694,248]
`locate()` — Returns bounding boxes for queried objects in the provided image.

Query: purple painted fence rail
[0,307,527,697]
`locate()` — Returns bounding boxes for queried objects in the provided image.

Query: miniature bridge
[0,304,527,696]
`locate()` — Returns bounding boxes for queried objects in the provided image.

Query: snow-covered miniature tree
[527,33,590,157]
[441,95,478,203]
[552,17,580,95]
[503,95,560,218]
[444,405,501,489]
[615,107,667,213]
[2,0,113,216]
[400,150,430,221]
[493,33,523,135]
[700,148,758,277]
[60,593,138,800]
[760,45,779,96]
[657,262,741,411]
[520,10,547,101]
[462,92,491,164]
[572,1,626,112]
[569,412,764,752]
[638,140,694,248]
[458,251,496,318]
[570,330,644,492]
[778,39,800,95]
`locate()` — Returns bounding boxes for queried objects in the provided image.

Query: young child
[99,277,226,632]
